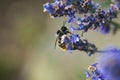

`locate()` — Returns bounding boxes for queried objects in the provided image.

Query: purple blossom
[43,3,55,14]
[43,0,120,35]
[86,47,120,80]
[86,63,104,80]
[45,0,120,30]
[71,34,80,43]
[97,47,120,80]
[70,24,85,31]
[99,23,110,34]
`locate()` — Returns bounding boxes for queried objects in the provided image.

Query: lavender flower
[86,63,104,80]
[43,3,55,14]
[43,0,76,17]
[86,47,120,80]
[69,3,119,34]
[43,0,120,35]
[98,47,120,80]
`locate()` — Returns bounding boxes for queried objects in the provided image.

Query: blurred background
[0,0,120,80]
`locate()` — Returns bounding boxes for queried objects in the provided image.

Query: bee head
[61,26,68,32]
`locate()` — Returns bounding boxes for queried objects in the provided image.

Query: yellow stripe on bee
[60,47,67,51]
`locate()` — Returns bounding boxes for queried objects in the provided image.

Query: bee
[54,22,97,56]
[54,21,71,50]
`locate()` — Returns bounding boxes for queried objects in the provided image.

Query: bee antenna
[63,21,67,27]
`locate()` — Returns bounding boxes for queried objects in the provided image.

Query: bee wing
[54,37,59,49]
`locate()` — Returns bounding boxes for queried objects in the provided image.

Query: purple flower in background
[97,47,120,80]
[86,63,104,80]
[86,47,120,80]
